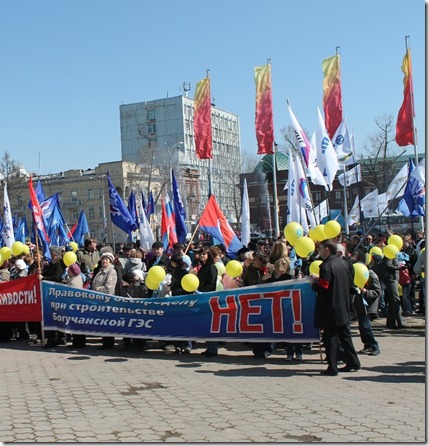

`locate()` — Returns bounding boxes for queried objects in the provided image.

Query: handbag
[399,268,411,286]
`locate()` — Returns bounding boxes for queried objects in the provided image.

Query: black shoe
[358,348,372,355]
[369,349,380,356]
[339,364,360,372]
[320,369,338,376]
[201,350,218,357]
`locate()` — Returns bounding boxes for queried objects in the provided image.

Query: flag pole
[405,35,424,232]
[272,142,280,238]
[342,165,349,234]
[206,69,214,199]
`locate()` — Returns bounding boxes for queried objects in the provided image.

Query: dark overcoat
[312,255,354,328]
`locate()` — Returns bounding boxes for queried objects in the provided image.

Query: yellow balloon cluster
[225,260,243,278]
[353,263,369,288]
[181,273,199,292]
[309,225,326,242]
[388,234,403,250]
[145,265,167,291]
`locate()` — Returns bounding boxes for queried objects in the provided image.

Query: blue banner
[41,279,320,342]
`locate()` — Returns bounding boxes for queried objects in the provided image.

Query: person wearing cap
[77,238,100,274]
[10,258,28,280]
[147,241,169,270]
[92,251,118,350]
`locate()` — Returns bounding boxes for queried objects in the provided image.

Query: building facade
[119,95,242,225]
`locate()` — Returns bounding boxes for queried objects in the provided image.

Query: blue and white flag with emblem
[315,108,339,191]
[332,118,356,166]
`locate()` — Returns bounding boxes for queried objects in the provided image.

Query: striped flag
[395,48,415,146]
[322,54,343,138]
[194,77,213,159]
[254,64,274,155]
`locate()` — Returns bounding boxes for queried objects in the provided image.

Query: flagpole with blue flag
[171,169,187,243]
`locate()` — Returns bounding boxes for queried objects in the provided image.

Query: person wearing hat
[92,251,118,350]
[147,241,169,270]
[77,238,100,274]
[10,259,28,280]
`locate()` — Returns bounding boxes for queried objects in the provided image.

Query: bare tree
[360,115,406,192]
[0,150,18,181]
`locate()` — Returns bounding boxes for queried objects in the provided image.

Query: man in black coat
[310,239,361,376]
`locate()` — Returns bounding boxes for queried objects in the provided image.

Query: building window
[88,188,96,200]
[99,206,104,219]
[148,124,156,134]
[71,191,78,202]
[335,191,342,200]
[72,210,78,220]
[88,207,95,219]
[147,110,155,120]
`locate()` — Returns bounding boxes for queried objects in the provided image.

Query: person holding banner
[310,239,361,376]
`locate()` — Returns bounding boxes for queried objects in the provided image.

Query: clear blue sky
[0,0,425,175]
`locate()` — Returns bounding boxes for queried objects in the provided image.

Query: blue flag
[127,191,138,232]
[71,210,89,246]
[147,190,155,216]
[14,216,29,244]
[172,170,187,243]
[107,173,135,235]
[397,159,425,217]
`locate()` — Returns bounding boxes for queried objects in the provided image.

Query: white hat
[133,269,144,282]
[15,259,27,271]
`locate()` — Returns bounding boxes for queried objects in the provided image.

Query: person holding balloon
[310,239,361,376]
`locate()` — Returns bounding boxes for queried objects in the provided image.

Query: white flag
[337,164,362,186]
[314,199,329,222]
[361,189,379,218]
[315,108,339,191]
[386,162,409,201]
[287,148,316,232]
[139,198,154,252]
[378,192,389,217]
[240,178,250,247]
[2,184,15,248]
[332,118,356,166]
[347,195,360,226]
[309,132,328,188]
[288,103,326,189]
[410,157,425,185]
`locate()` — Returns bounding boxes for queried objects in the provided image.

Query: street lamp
[164,142,183,193]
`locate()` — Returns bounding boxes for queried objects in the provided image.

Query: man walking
[310,239,361,376]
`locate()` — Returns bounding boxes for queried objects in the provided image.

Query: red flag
[322,54,343,139]
[395,48,415,146]
[28,176,50,243]
[254,64,274,155]
[161,196,177,252]
[194,77,213,159]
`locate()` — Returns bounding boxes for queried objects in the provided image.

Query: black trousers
[323,323,360,373]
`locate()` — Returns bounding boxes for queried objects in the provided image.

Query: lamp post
[164,142,183,194]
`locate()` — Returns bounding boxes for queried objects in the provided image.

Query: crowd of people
[0,228,425,374]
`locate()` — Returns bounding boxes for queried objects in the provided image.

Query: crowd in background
[0,228,425,363]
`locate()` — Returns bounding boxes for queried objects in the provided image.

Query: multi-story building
[119,94,242,225]
[4,160,164,245]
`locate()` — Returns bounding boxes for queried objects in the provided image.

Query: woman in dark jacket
[197,248,218,293]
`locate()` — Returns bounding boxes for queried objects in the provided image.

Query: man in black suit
[310,239,361,376]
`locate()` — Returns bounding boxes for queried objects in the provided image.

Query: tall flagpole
[272,142,280,238]
[405,35,424,231]
[207,69,214,198]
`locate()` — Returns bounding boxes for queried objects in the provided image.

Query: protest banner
[0,275,42,322]
[41,278,320,342]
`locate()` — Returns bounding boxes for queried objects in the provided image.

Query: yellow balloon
[69,242,79,252]
[365,253,372,265]
[63,251,78,267]
[284,222,304,246]
[295,236,315,258]
[11,241,24,256]
[147,265,166,283]
[181,274,200,292]
[145,276,159,290]
[353,263,369,288]
[0,253,3,267]
[22,244,30,255]
[309,260,323,275]
[388,234,403,250]
[225,260,243,278]
[309,225,326,242]
[369,246,383,257]
[384,244,399,259]
[215,261,226,276]
[0,247,11,260]
[324,220,341,239]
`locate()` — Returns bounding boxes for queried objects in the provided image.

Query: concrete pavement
[0,314,425,443]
